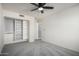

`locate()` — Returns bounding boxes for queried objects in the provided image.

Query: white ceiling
[2,3,79,19]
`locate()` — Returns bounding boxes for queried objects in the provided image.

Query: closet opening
[4,17,29,44]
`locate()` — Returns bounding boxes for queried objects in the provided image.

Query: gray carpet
[1,40,79,56]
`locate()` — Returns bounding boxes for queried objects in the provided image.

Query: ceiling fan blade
[41,10,44,13]
[43,6,54,9]
[30,3,38,7]
[31,8,38,11]
[39,3,46,7]
[42,3,46,6]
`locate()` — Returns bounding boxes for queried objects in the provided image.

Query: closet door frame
[13,19,15,41]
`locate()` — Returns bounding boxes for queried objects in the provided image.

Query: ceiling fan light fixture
[38,7,43,11]
[30,3,54,14]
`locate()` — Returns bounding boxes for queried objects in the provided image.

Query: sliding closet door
[23,20,29,41]
[14,20,23,41]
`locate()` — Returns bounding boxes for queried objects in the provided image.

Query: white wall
[34,20,39,40]
[40,5,79,52]
[0,4,4,53]
[28,17,38,42]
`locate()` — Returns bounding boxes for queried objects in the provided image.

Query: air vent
[19,15,24,17]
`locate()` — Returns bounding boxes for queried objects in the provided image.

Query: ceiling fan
[30,3,54,14]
